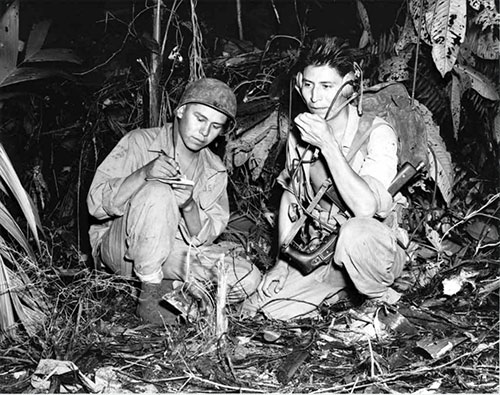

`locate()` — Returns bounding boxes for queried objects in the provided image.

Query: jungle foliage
[0,0,498,392]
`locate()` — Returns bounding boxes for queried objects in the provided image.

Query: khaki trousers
[241,217,405,320]
[99,181,261,302]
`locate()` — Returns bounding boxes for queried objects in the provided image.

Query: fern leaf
[468,21,500,60]
[472,6,500,30]
[429,0,467,77]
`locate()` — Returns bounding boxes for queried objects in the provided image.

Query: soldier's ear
[294,72,304,94]
[176,104,186,119]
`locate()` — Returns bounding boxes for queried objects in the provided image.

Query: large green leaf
[454,64,500,100]
[0,144,40,250]
[427,130,454,205]
[356,0,373,48]
[378,52,412,82]
[429,0,467,77]
[468,13,500,61]
[415,101,454,204]
[450,73,462,139]
[23,48,83,65]
[0,0,19,81]
[0,202,35,259]
[25,19,51,60]
[395,13,419,54]
[0,67,74,88]
[408,0,433,44]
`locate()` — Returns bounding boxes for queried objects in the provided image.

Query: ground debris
[0,266,498,393]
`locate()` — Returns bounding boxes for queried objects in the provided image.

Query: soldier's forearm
[181,199,202,236]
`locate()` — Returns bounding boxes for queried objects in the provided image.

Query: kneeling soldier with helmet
[87,78,262,325]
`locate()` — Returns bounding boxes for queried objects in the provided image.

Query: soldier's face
[298,65,344,119]
[176,103,228,152]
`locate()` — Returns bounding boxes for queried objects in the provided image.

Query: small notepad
[146,176,194,186]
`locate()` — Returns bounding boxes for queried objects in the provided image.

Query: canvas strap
[282,115,384,248]
[323,115,385,209]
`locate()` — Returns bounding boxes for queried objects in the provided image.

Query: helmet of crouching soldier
[176,78,237,132]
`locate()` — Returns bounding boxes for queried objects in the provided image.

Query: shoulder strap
[346,113,377,163]
[323,114,384,212]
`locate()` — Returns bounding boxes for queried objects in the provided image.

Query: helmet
[176,78,237,129]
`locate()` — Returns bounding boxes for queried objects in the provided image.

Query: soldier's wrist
[180,197,195,211]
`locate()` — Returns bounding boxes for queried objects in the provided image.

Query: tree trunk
[149,0,162,127]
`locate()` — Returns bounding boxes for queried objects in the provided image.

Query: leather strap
[282,112,386,248]
[282,178,332,249]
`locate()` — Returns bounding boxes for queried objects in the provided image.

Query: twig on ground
[183,371,268,393]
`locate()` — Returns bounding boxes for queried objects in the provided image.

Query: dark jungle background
[0,0,498,393]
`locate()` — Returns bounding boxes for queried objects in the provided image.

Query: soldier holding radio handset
[241,37,407,320]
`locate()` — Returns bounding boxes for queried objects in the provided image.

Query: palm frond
[0,255,18,341]
[0,250,48,341]
[0,201,35,259]
[0,143,41,250]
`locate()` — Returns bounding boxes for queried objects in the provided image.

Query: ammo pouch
[280,231,338,276]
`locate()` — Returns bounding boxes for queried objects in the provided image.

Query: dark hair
[296,36,359,77]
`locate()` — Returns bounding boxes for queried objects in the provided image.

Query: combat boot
[136,281,178,325]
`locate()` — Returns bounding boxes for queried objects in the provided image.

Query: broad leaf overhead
[0,0,19,82]
[454,64,500,101]
[0,6,80,89]
[409,0,433,44]
[25,20,51,59]
[429,0,467,77]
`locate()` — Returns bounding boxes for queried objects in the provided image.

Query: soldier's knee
[128,182,177,217]
[338,217,373,246]
[228,263,262,303]
[134,181,174,202]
